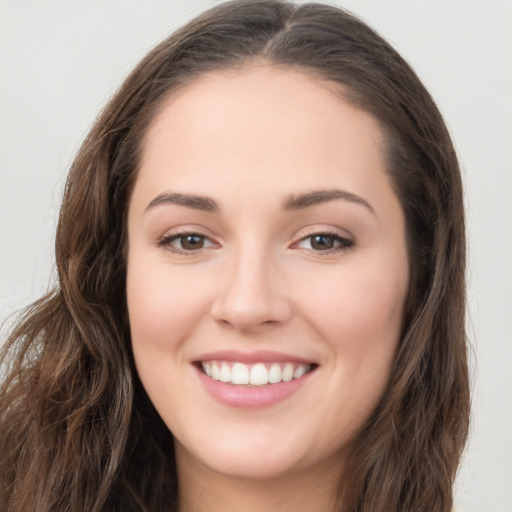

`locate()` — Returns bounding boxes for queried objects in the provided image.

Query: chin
[193,447,306,480]
[174,424,346,482]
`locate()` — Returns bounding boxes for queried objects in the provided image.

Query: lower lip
[194,366,314,408]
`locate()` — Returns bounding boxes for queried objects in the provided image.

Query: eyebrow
[283,189,374,213]
[145,192,219,213]
[144,188,373,215]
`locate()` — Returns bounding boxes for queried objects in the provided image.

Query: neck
[175,443,344,512]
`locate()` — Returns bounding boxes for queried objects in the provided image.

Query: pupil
[182,235,203,250]
[311,235,334,250]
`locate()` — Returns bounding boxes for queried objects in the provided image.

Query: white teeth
[250,363,269,386]
[293,365,308,379]
[282,363,294,382]
[219,363,231,383]
[211,362,220,380]
[231,362,249,385]
[201,361,312,386]
[268,363,282,384]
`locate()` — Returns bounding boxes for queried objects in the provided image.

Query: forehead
[126,65,402,231]
[138,66,387,183]
[143,65,385,152]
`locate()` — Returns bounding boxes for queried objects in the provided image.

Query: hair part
[1,1,469,511]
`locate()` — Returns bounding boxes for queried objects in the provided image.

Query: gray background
[1,1,511,511]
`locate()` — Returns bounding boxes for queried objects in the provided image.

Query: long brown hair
[0,1,469,510]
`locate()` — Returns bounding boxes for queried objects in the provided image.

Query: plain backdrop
[1,1,511,511]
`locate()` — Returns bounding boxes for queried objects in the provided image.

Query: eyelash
[157,230,354,255]
[294,231,354,254]
[157,232,216,255]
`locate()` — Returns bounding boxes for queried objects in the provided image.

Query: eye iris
[310,234,335,250]
[181,234,204,250]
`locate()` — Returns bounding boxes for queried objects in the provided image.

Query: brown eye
[158,232,216,253]
[296,232,354,253]
[179,234,205,250]
[310,234,336,250]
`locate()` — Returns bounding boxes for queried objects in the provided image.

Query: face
[126,66,409,481]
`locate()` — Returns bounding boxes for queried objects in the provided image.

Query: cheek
[295,262,407,439]
[126,259,207,418]
[126,257,212,352]
[298,262,407,352]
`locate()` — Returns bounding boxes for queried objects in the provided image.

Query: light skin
[126,66,409,512]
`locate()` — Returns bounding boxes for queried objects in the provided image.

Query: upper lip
[192,350,317,365]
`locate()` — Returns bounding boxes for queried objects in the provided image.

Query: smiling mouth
[197,361,316,386]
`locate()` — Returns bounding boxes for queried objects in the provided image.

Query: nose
[210,247,292,332]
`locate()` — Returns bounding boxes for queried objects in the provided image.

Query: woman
[0,1,469,511]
